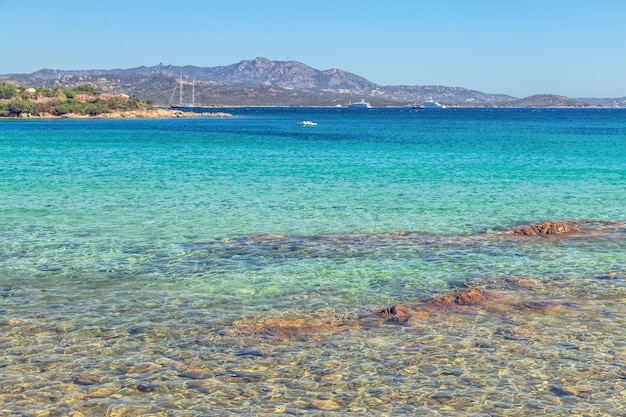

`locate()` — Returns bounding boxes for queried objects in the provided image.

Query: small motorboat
[297,120,317,126]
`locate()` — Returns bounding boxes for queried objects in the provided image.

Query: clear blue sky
[2,0,625,98]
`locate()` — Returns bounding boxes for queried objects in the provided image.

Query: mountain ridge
[2,57,624,107]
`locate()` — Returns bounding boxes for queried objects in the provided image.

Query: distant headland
[1,58,624,108]
[0,83,231,119]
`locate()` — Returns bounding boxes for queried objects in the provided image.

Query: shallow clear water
[1,108,625,415]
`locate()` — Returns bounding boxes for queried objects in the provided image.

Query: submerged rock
[219,309,360,339]
[425,288,493,306]
[377,305,435,325]
[510,221,581,236]
[377,289,498,324]
[222,317,327,338]
[465,276,543,291]
[378,305,418,323]
[550,384,594,398]
[512,300,584,315]
[73,372,108,386]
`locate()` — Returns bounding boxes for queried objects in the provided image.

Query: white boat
[348,99,372,109]
[421,97,447,109]
[408,84,424,109]
[297,120,317,126]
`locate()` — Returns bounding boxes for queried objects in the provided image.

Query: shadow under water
[190,219,624,261]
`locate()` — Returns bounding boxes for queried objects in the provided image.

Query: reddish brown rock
[378,305,415,323]
[224,277,587,338]
[425,288,492,307]
[510,221,581,236]
[219,309,360,339]
[225,317,338,338]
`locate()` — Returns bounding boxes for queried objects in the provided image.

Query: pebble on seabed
[309,399,341,410]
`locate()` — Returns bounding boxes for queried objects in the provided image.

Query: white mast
[179,70,183,106]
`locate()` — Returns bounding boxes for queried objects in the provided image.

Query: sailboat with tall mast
[168,70,196,110]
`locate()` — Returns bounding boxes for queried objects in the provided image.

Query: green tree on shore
[0,82,17,99]
[0,83,152,117]
[51,85,68,102]
[6,98,35,116]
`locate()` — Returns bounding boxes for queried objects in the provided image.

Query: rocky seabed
[1,221,625,416]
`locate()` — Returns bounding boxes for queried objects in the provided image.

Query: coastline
[0,108,232,120]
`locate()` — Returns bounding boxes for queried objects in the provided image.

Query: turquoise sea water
[1,108,625,415]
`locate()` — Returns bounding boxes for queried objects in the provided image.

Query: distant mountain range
[2,57,625,107]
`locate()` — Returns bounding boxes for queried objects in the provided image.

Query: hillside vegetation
[0,82,152,117]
